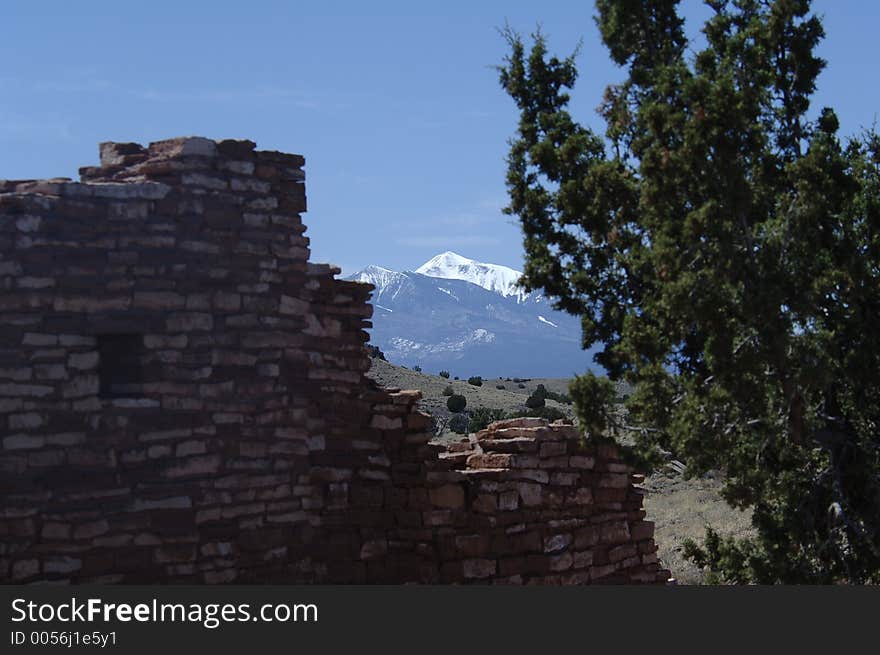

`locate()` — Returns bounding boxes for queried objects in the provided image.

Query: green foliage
[468,407,509,433]
[413,365,422,373]
[446,394,467,413]
[442,385,454,397]
[524,391,545,409]
[448,413,469,434]
[534,383,572,404]
[467,376,483,387]
[511,406,567,422]
[499,3,880,583]
[439,370,451,379]
[569,373,615,438]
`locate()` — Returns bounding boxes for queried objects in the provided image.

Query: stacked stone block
[323,409,670,584]
[0,137,670,584]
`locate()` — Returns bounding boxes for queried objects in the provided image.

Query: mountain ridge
[414,251,533,303]
[346,252,600,378]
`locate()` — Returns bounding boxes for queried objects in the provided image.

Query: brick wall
[0,137,671,584]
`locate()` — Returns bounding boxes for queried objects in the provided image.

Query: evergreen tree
[499,0,880,583]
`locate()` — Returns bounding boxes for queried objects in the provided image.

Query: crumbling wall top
[0,136,305,202]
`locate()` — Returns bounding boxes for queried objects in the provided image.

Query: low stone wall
[330,412,669,584]
[0,137,670,584]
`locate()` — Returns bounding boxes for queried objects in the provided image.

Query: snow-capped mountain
[346,253,601,378]
[415,251,534,303]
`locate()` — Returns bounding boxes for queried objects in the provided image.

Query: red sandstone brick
[429,484,465,509]
[466,452,512,469]
[472,494,498,514]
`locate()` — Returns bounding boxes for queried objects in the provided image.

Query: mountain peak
[349,265,408,289]
[415,251,527,301]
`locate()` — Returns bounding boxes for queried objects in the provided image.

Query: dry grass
[367,358,574,426]
[641,469,753,584]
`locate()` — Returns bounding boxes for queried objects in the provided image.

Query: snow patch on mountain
[437,287,458,301]
[344,252,602,377]
[415,251,530,302]
[390,328,496,355]
[350,264,407,287]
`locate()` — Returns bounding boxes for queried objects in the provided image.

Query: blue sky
[2,1,878,275]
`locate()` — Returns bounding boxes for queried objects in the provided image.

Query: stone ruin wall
[0,137,671,585]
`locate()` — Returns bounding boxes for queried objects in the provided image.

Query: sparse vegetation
[439,370,450,379]
[468,407,508,433]
[533,383,572,405]
[467,376,483,387]
[441,385,454,397]
[512,406,566,422]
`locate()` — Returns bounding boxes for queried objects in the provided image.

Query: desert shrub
[439,370,450,379]
[468,407,508,433]
[467,376,483,387]
[511,406,566,422]
[448,413,469,434]
[532,384,572,405]
[546,390,572,404]
[525,391,545,409]
[517,383,525,389]
[496,384,505,390]
[413,365,422,372]
[441,385,454,397]
[446,394,467,413]
[454,376,459,380]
